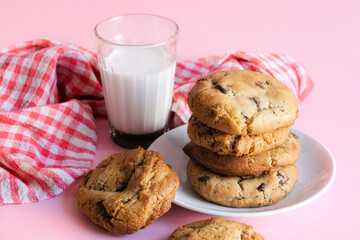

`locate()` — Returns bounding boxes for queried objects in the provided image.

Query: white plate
[148,125,336,217]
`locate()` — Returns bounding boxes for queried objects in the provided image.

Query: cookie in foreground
[168,217,264,240]
[77,147,179,234]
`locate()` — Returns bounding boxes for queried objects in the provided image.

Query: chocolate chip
[83,170,92,185]
[255,81,265,89]
[97,200,112,222]
[198,176,210,182]
[256,81,270,88]
[277,170,289,185]
[257,183,266,191]
[214,85,227,94]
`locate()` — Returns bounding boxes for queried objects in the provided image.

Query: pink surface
[0,0,359,239]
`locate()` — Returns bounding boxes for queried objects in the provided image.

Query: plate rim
[149,125,337,217]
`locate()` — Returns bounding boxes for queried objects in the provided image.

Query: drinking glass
[94,14,179,148]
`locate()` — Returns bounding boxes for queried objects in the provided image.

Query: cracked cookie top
[168,217,264,240]
[188,70,298,135]
[77,147,179,235]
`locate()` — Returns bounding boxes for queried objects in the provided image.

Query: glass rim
[94,13,179,49]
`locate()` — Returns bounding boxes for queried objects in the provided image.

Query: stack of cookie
[184,70,300,208]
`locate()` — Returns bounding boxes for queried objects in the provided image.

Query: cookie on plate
[168,217,264,240]
[187,114,290,156]
[184,132,300,176]
[188,70,298,135]
[77,147,179,235]
[187,159,298,208]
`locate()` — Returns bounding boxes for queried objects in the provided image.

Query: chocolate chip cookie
[77,147,179,234]
[168,217,264,240]
[187,159,298,207]
[184,132,300,176]
[188,70,298,135]
[187,114,290,156]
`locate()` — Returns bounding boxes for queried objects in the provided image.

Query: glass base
[110,125,167,149]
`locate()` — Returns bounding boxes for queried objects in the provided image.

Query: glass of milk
[94,14,178,149]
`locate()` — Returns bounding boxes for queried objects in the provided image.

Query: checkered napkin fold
[0,39,313,204]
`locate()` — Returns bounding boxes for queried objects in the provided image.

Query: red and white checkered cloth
[0,39,313,204]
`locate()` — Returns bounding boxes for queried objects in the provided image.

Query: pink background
[1,0,359,239]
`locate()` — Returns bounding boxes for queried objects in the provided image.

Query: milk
[99,48,175,135]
